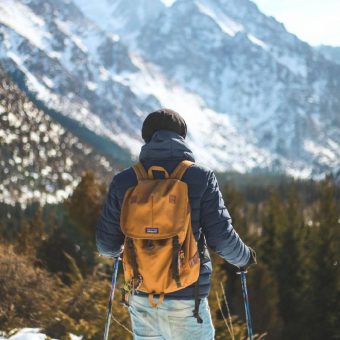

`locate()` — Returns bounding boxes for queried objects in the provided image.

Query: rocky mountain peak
[73,0,166,41]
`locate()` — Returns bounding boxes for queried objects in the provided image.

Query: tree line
[0,172,339,339]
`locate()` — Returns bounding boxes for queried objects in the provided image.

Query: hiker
[96,108,256,340]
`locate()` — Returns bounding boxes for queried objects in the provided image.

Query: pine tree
[222,184,283,338]
[223,184,248,238]
[259,189,285,271]
[65,171,106,249]
[273,185,306,339]
[248,263,283,338]
[303,177,340,339]
[15,204,45,256]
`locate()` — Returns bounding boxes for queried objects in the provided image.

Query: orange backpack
[120,160,201,310]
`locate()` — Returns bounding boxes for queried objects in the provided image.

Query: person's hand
[239,247,257,272]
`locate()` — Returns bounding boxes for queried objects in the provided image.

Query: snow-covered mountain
[73,0,165,43]
[0,0,339,177]
[137,0,340,175]
[0,0,153,153]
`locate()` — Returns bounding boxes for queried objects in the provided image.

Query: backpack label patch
[145,227,159,234]
[169,195,176,204]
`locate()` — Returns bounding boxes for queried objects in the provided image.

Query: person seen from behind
[97,108,257,340]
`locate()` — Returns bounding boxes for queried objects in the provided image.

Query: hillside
[0,67,116,205]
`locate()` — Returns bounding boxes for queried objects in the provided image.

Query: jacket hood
[139,130,195,162]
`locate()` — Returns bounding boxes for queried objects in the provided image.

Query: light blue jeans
[128,295,215,340]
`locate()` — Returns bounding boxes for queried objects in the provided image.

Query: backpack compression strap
[170,160,194,180]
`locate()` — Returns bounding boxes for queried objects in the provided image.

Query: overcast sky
[161,0,340,46]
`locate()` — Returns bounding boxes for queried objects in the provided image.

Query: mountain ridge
[0,0,339,178]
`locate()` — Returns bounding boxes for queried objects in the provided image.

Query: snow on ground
[0,328,83,340]
[0,328,47,340]
[0,328,82,340]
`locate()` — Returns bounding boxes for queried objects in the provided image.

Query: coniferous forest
[0,171,339,339]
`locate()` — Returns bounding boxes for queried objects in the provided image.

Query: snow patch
[273,49,307,77]
[195,0,243,37]
[304,139,338,165]
[86,81,97,91]
[0,328,82,340]
[42,76,54,89]
[54,19,88,53]
[247,34,268,49]
[0,0,49,50]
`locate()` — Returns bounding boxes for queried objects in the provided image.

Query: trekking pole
[239,270,253,340]
[103,256,120,340]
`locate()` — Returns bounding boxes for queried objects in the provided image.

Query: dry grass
[0,243,64,330]
[0,244,132,339]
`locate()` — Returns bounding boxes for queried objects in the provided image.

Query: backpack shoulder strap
[132,162,148,181]
[170,160,194,180]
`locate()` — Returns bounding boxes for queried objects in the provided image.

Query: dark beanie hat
[142,108,187,143]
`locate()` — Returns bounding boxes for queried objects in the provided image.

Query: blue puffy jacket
[96,130,250,299]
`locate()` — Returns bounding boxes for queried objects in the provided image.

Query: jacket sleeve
[96,175,125,258]
[200,170,250,267]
